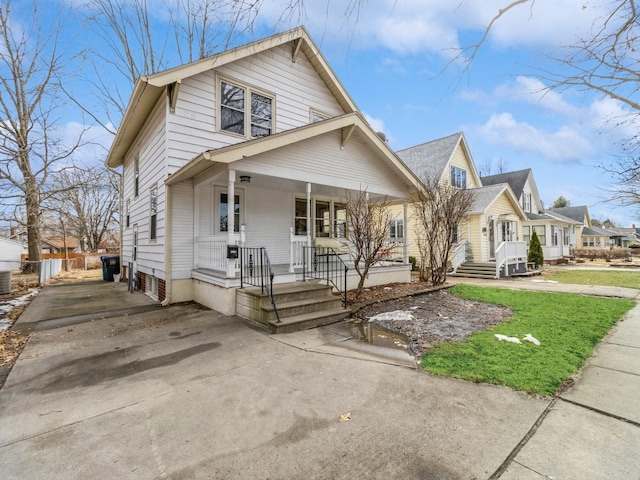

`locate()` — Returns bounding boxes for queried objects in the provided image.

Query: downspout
[161,183,172,306]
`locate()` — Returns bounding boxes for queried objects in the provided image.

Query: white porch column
[403,200,409,264]
[226,169,236,278]
[306,183,312,247]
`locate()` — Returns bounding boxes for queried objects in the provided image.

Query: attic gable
[106,26,358,168]
[396,132,482,188]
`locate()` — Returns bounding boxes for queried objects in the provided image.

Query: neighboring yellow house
[391,132,528,278]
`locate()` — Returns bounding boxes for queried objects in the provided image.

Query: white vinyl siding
[230,129,409,197]
[166,43,346,175]
[171,182,194,280]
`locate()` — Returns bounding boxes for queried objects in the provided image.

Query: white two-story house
[106,27,420,322]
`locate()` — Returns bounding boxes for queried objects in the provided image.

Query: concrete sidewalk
[0,278,639,478]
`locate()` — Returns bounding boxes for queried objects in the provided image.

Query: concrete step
[239,281,333,305]
[269,307,350,334]
[261,295,344,323]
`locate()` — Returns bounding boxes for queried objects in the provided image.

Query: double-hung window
[149,186,158,241]
[220,79,273,138]
[389,218,404,240]
[523,192,532,212]
[450,166,467,189]
[134,155,140,197]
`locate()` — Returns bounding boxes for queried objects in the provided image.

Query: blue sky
[19,0,640,227]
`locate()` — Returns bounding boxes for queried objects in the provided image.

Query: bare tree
[44,166,119,252]
[345,190,395,297]
[0,0,85,267]
[414,175,473,285]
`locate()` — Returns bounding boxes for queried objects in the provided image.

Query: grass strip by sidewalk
[544,269,640,289]
[421,285,635,396]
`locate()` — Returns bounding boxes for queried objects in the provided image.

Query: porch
[451,241,528,279]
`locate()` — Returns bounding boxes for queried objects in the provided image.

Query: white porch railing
[195,228,245,273]
[495,241,528,278]
[289,229,309,272]
[452,242,467,273]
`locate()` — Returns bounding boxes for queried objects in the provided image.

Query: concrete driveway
[1,279,639,479]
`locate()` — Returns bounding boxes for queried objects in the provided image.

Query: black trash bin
[100,254,120,282]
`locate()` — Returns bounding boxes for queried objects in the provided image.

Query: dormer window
[523,192,532,212]
[450,166,467,189]
[219,78,273,138]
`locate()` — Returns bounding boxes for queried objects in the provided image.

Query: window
[500,221,515,242]
[533,225,546,245]
[315,200,331,237]
[389,218,404,240]
[133,225,138,261]
[295,198,308,236]
[125,199,130,228]
[149,186,158,240]
[450,166,467,189]
[523,226,530,244]
[134,155,139,197]
[551,225,558,246]
[523,192,532,212]
[333,203,347,238]
[452,223,460,244]
[564,227,570,245]
[219,79,273,138]
[219,192,241,233]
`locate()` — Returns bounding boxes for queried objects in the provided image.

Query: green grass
[544,269,640,289]
[421,285,635,395]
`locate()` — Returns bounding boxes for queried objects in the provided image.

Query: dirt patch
[350,282,514,356]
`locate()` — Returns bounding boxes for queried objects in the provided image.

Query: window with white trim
[333,203,347,239]
[450,166,467,189]
[215,187,243,234]
[523,192,532,212]
[533,225,546,245]
[389,217,404,240]
[294,198,308,236]
[219,78,273,138]
[125,199,130,228]
[149,186,158,241]
[551,225,558,246]
[523,226,530,243]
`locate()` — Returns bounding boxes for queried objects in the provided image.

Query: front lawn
[421,285,635,395]
[544,269,640,289]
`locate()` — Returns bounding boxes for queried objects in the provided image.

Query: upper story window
[134,155,140,197]
[523,192,532,212]
[450,166,467,189]
[219,78,273,138]
[149,186,158,241]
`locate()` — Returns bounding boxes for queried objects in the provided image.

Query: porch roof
[166,112,423,195]
[468,183,527,219]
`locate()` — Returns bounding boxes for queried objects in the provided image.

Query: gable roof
[481,169,531,198]
[548,206,591,226]
[106,26,358,168]
[468,183,526,219]
[396,132,481,186]
[166,112,423,194]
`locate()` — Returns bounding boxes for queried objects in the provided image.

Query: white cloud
[494,76,580,117]
[476,112,593,161]
[364,112,394,144]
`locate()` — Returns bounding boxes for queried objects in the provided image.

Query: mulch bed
[348,282,514,356]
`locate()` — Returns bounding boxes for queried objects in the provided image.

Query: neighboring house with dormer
[106,27,422,329]
[481,169,581,262]
[393,132,528,279]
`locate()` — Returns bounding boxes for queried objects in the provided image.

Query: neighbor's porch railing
[495,241,527,278]
[303,246,348,308]
[452,242,467,273]
[195,227,245,274]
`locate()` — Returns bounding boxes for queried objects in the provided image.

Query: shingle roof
[547,206,589,224]
[469,184,510,214]
[396,132,462,181]
[481,169,531,198]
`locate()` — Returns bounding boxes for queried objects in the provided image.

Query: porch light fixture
[240,175,251,183]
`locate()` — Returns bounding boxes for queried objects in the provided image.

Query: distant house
[481,169,581,262]
[393,132,528,278]
[41,237,80,254]
[547,206,593,248]
[105,27,421,317]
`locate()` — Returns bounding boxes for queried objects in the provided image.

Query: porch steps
[236,281,350,333]
[451,262,497,279]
